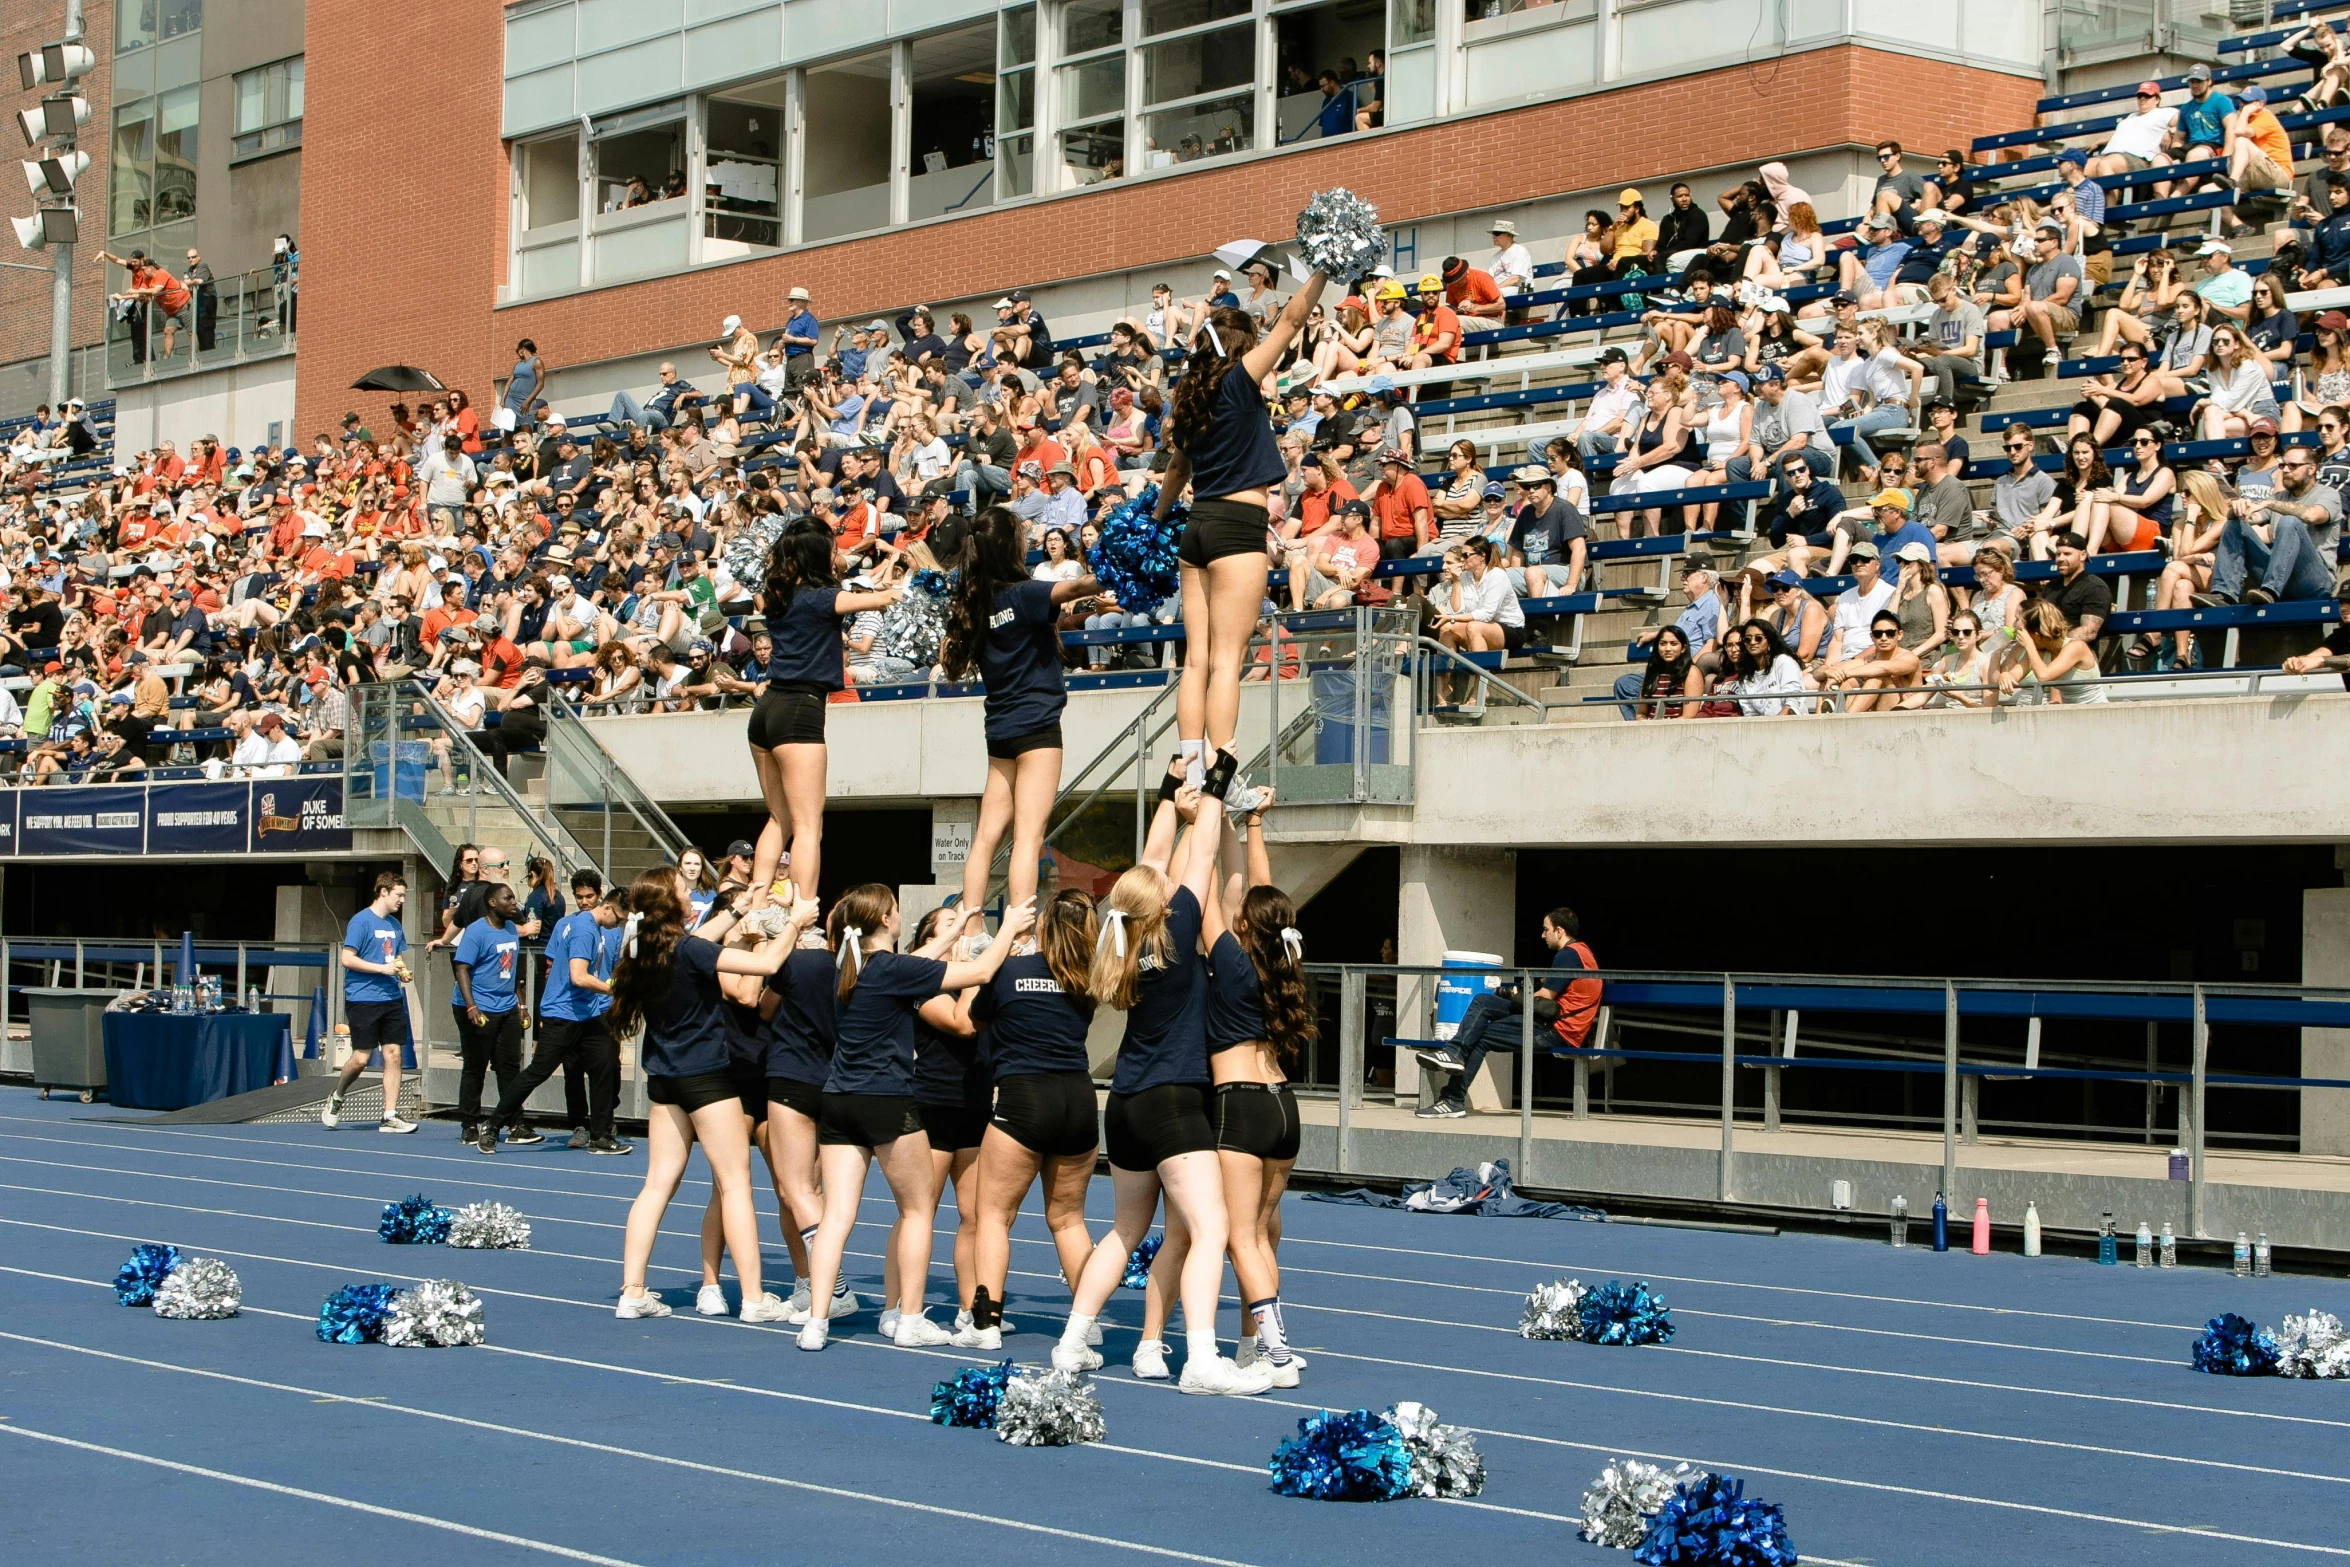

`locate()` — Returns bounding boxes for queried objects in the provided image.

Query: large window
[517,133,580,232]
[232,56,303,159]
[804,52,893,241]
[1057,0,1128,186]
[593,119,685,212]
[108,86,197,234]
[704,91,786,252]
[117,0,201,53]
[998,5,1038,199]
[909,22,998,221]
[1275,0,1388,143]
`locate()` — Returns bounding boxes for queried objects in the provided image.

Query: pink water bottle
[1970,1197,1990,1255]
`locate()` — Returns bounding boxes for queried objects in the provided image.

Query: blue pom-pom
[1086,485,1185,617]
[1579,1280,1676,1347]
[2192,1312,2281,1376]
[1635,1472,1798,1566]
[1268,1408,1415,1502]
[1121,1232,1164,1291]
[317,1282,399,1344]
[910,567,951,597]
[930,1361,1014,1428]
[379,1194,452,1245]
[113,1243,182,1306]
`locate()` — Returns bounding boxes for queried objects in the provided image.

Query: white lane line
[0,1423,644,1565]
[0,1333,1269,1567]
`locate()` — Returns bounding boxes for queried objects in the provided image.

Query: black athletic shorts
[817,1091,924,1148]
[986,723,1063,760]
[647,1070,740,1114]
[747,682,828,748]
[765,1076,823,1120]
[345,999,410,1054]
[1103,1082,1216,1172]
[1501,622,1528,651]
[1215,1081,1301,1161]
[731,1062,767,1119]
[990,1070,1100,1159]
[915,1099,991,1152]
[1178,498,1272,568]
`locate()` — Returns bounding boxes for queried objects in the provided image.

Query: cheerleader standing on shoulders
[959,888,1104,1351]
[746,519,901,905]
[610,869,799,1320]
[939,505,1100,922]
[886,905,990,1341]
[1157,271,1327,788]
[797,885,1035,1350]
[757,907,862,1324]
[1052,753,1272,1396]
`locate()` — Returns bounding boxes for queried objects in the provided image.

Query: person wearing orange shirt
[2226,83,2296,210]
[1441,258,1506,328]
[97,247,192,360]
[1013,424,1068,478]
[1406,274,1462,369]
[1366,447,1435,566]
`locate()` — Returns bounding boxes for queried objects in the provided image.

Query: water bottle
[2135,1222,2153,1268]
[2023,1202,2042,1257]
[2232,1232,2252,1277]
[1970,1197,1990,1256]
[2097,1211,2117,1265]
[1931,1193,1949,1252]
[1890,1194,1909,1248]
[2255,1233,2273,1278]
[2159,1221,2177,1267]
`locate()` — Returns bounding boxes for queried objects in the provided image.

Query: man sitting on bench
[1414,907,1602,1120]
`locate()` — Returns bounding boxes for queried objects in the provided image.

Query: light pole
[51,0,81,408]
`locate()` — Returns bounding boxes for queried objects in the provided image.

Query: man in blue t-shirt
[783,287,821,387]
[482,869,629,1154]
[323,872,419,1134]
[456,881,536,1150]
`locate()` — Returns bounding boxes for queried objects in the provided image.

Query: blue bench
[2105,598,2340,665]
[2032,54,2314,115]
[1414,379,1595,418]
[2219,14,2346,53]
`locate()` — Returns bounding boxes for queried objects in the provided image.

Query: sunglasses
[2005,443,2032,452]
[2132,436,2159,446]
[1954,626,1980,636]
[1871,628,1900,640]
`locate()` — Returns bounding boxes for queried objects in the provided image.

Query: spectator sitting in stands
[1986,224,2082,374]
[1870,139,1938,232]
[1503,466,1584,598]
[2087,82,2176,189]
[1621,624,1701,720]
[1822,606,1919,712]
[1432,538,1524,701]
[1997,595,2106,703]
[1405,273,1463,377]
[1617,560,1722,713]
[1837,214,1912,308]
[1286,498,1386,612]
[2222,85,2295,232]
[2132,467,2231,668]
[1571,189,1658,304]
[1610,378,1694,538]
[1633,275,1726,372]
[2191,239,2251,325]
[1569,349,1641,463]
[1412,907,1600,1119]
[2199,324,2281,440]
[2198,443,2344,606]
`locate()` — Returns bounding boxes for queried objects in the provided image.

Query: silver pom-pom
[1579,1459,1696,1548]
[382,1279,486,1348]
[151,1256,241,1320]
[447,1201,533,1250]
[993,1366,1105,1447]
[1522,1277,1586,1339]
[1294,188,1385,281]
[2278,1310,2350,1379]
[1385,1400,1485,1498]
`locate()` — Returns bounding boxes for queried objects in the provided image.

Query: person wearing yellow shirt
[1569,189,1661,307]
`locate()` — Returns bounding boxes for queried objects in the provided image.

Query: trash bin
[1433,953,1504,1042]
[368,739,430,803]
[1310,670,1391,766]
[25,987,125,1102]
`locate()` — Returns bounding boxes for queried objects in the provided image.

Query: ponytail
[606,869,689,1040]
[827,882,897,1004]
[1089,867,1173,1011]
[1238,885,1317,1066]
[1039,889,1101,1005]
[1168,306,1260,454]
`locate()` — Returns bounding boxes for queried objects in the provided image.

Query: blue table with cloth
[101,1011,296,1110]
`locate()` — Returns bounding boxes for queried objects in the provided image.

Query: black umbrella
[350,365,446,392]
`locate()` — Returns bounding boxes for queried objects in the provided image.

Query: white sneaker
[1131,1339,1170,1380]
[1052,1338,1105,1373]
[615,1291,672,1320]
[1264,1358,1302,1388]
[832,1288,860,1317]
[377,1116,417,1135]
[879,1307,901,1338]
[797,1320,829,1351]
[739,1292,792,1324]
[892,1314,953,1347]
[1178,1354,1275,1396]
[695,1284,729,1317]
[320,1092,342,1128]
[950,1322,1003,1351]
[954,1309,973,1332]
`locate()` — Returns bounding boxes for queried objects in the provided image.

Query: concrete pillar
[2302,886,2350,1155]
[1395,846,1517,1112]
[272,869,354,1052]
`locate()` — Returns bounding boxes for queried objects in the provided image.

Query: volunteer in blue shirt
[479,869,631,1156]
[744,520,900,911]
[938,505,1100,924]
[456,882,537,1150]
[323,871,418,1134]
[609,866,800,1322]
[796,884,1033,1352]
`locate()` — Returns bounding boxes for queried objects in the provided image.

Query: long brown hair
[1168,306,1259,454]
[1038,889,1100,1001]
[828,882,897,1004]
[939,505,1027,679]
[606,868,689,1039]
[1235,886,1316,1065]
[1089,866,1175,1010]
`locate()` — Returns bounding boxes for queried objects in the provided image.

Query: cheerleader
[939,505,1100,921]
[797,884,1035,1350]
[756,907,861,1323]
[610,868,797,1321]
[1156,272,1328,787]
[960,888,1103,1351]
[746,519,901,904]
[1051,753,1271,1396]
[891,906,988,1340]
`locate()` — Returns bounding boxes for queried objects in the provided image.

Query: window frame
[230,55,304,162]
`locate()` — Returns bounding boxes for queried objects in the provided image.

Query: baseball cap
[2250,415,2280,435]
[1481,482,1506,501]
[1914,210,1947,227]
[2242,83,2268,103]
[255,710,285,729]
[1760,295,1791,313]
[725,838,756,860]
[1016,460,1043,479]
[1721,370,1750,392]
[1767,570,1805,591]
[993,296,1016,308]
[1662,351,1694,371]
[106,690,131,705]
[720,314,741,335]
[1377,446,1408,465]
[2186,61,2213,82]
[1338,498,1371,518]
[1893,541,1934,563]
[2197,238,2233,256]
[1831,290,1858,306]
[1847,541,1882,560]
[1754,363,1786,383]
[1598,347,1629,366]
[867,318,889,333]
[1618,187,1642,205]
[2054,149,2084,169]
[1861,212,1894,231]
[1364,374,1397,395]
[2321,310,2350,330]
[2136,80,2162,97]
[1869,487,1914,512]
[42,661,61,674]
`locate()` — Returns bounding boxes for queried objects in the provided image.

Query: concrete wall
[108,354,297,455]
[2306,887,2350,1158]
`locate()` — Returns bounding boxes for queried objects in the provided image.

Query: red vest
[1550,940,1603,1048]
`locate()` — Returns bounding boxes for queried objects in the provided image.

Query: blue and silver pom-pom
[1268,1408,1415,1502]
[1522,1277,1586,1340]
[383,1279,486,1348]
[1294,188,1387,281]
[2278,1309,2350,1379]
[1581,1460,1699,1549]
[1579,1280,1675,1347]
[447,1201,533,1250]
[995,1367,1106,1447]
[113,1242,183,1306]
[2193,1312,2281,1376]
[1385,1401,1484,1499]
[1121,1232,1164,1291]
[1087,486,1184,618]
[930,1361,1014,1428]
[909,567,951,597]
[317,1282,399,1344]
[876,574,950,668]
[1634,1471,1798,1567]
[725,511,789,587]
[152,1256,242,1320]
[378,1193,453,1245]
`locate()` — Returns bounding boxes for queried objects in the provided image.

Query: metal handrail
[343,683,594,878]
[541,688,694,872]
[104,262,296,388]
[1580,662,2336,715]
